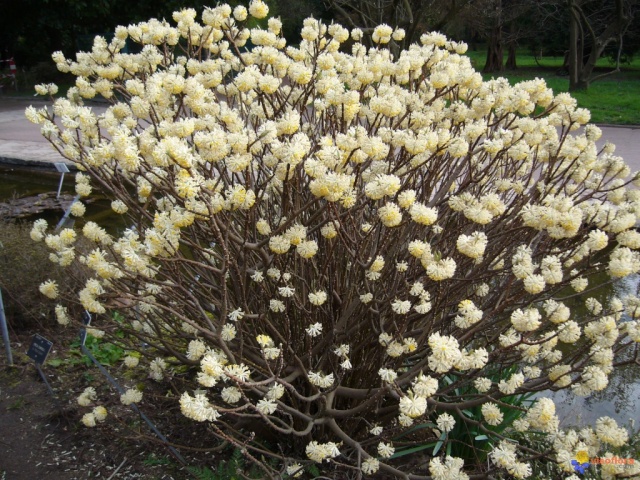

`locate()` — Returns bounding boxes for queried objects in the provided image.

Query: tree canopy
[1,0,328,66]
[2,0,638,91]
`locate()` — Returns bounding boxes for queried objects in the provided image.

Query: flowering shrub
[27,2,640,478]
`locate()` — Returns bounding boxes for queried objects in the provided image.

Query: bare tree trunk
[568,1,586,90]
[482,0,504,73]
[483,24,504,73]
[567,0,632,91]
[505,23,517,69]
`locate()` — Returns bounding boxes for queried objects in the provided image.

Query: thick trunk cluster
[484,25,505,72]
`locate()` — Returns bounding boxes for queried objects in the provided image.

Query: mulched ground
[0,330,203,480]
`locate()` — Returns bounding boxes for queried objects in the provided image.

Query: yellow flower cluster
[27,3,640,477]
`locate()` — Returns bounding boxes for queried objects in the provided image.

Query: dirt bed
[0,333,189,480]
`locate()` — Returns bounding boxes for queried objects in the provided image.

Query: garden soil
[0,331,186,479]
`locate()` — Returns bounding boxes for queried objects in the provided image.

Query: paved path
[0,98,69,167]
[0,96,638,172]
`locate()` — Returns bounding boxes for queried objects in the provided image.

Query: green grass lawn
[465,50,640,125]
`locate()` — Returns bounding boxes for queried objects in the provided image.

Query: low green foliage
[188,464,246,480]
[7,396,26,411]
[393,367,534,465]
[142,453,173,467]
[48,331,125,369]
[66,332,125,367]
[188,449,265,480]
[81,335,125,366]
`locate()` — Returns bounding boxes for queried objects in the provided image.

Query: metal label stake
[55,194,81,231]
[26,333,55,396]
[54,162,70,199]
[0,289,13,365]
[79,327,186,465]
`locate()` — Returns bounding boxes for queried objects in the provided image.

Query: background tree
[566,0,635,90]
[460,0,533,72]
[526,2,570,60]
[0,0,327,68]
[323,0,536,72]
[323,0,474,47]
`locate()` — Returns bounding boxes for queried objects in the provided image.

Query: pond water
[0,165,75,199]
[0,165,127,233]
[2,164,639,428]
[551,274,640,428]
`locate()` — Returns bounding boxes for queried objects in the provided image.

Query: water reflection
[0,164,126,233]
[553,275,640,427]
[0,165,73,199]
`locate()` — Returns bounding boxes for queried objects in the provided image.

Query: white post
[55,194,81,231]
[0,289,13,366]
[54,162,70,199]
[56,172,65,199]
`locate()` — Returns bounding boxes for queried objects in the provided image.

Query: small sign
[26,334,53,365]
[53,162,70,173]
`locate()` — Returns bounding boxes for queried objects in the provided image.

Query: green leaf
[393,421,437,439]
[433,439,444,456]
[390,442,436,459]
[48,358,63,367]
[432,431,447,455]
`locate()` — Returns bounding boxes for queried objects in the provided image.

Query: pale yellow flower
[39,280,59,299]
